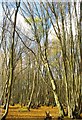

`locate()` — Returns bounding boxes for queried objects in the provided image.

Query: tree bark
[1,2,20,120]
[27,68,35,110]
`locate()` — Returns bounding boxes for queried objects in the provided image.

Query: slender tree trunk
[27,69,35,111]
[1,2,20,120]
[80,0,82,113]
[45,62,65,117]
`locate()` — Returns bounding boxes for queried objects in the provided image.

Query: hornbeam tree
[1,2,20,120]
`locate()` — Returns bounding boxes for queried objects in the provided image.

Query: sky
[0,1,80,35]
[0,3,2,16]
[0,0,80,3]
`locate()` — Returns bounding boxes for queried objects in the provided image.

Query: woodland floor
[0,105,82,120]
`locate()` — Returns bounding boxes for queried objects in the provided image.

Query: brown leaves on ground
[0,105,82,120]
[0,105,59,119]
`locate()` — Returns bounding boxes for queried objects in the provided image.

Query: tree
[1,2,20,119]
[21,1,81,118]
[21,1,65,117]
[0,1,81,119]
[44,1,81,118]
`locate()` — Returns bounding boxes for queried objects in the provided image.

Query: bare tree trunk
[27,68,36,111]
[45,61,65,117]
[1,2,20,120]
[80,0,82,113]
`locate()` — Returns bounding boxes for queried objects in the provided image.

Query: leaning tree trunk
[45,62,65,117]
[79,0,82,114]
[1,2,20,120]
[27,69,35,111]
